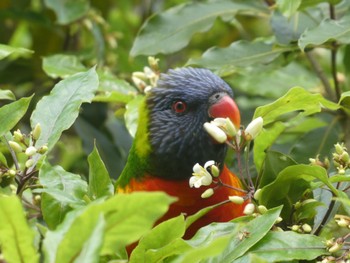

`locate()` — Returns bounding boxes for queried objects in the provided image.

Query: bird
[115,67,246,240]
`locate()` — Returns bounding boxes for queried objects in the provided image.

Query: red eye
[172,100,187,113]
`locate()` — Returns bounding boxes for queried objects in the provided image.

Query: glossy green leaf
[208,206,282,262]
[0,89,15,101]
[0,43,33,59]
[299,14,350,51]
[31,67,99,150]
[188,41,291,72]
[234,231,325,262]
[38,162,88,229]
[253,87,339,126]
[87,144,114,199]
[0,195,39,263]
[43,0,90,25]
[42,54,86,79]
[0,96,32,137]
[131,1,267,56]
[130,215,189,262]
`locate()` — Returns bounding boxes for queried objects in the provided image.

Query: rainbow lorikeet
[116,67,245,239]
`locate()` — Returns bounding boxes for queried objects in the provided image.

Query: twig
[329,4,341,101]
[306,51,335,101]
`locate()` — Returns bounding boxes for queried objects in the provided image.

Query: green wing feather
[116,98,152,188]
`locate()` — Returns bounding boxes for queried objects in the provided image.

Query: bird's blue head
[145,67,240,180]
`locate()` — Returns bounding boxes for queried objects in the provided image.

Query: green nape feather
[115,98,152,188]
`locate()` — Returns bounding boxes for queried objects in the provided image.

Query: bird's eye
[172,100,187,113]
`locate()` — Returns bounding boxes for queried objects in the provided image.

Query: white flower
[245,117,263,141]
[189,161,215,188]
[203,122,227,143]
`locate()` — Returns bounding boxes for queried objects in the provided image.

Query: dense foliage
[1,0,350,262]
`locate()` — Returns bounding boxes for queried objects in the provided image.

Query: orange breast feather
[117,165,246,239]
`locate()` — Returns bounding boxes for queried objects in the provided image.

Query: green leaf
[0,89,15,101]
[87,144,114,199]
[276,0,301,17]
[260,165,338,220]
[38,162,88,229]
[208,206,283,262]
[130,1,267,56]
[258,151,297,188]
[188,41,291,73]
[43,0,90,25]
[0,195,39,263]
[253,87,339,126]
[0,96,33,137]
[232,62,321,98]
[130,215,189,263]
[299,14,350,51]
[234,231,326,262]
[0,43,33,60]
[74,214,105,263]
[339,91,350,109]
[42,54,86,79]
[30,67,99,150]
[43,192,176,261]
[125,95,144,137]
[271,11,318,45]
[254,122,286,173]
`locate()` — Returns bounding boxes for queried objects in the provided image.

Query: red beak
[208,95,241,128]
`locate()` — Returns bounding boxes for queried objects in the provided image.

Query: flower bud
[9,141,23,153]
[328,242,343,253]
[210,164,220,177]
[203,122,227,143]
[336,218,349,228]
[8,169,16,176]
[9,184,17,193]
[341,152,350,163]
[243,203,255,215]
[25,146,37,157]
[275,216,283,224]
[229,195,245,204]
[335,143,345,155]
[37,145,48,154]
[148,56,159,70]
[25,159,34,168]
[132,71,147,80]
[32,123,41,140]
[201,188,214,199]
[13,130,23,142]
[253,189,262,201]
[291,225,300,232]
[132,76,146,90]
[302,223,312,233]
[245,117,263,141]
[257,205,268,214]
